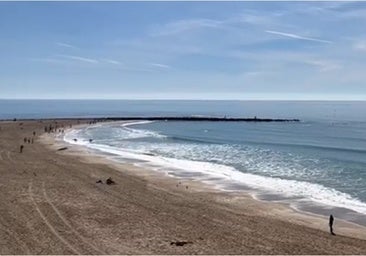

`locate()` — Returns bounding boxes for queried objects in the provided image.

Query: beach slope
[0,120,366,254]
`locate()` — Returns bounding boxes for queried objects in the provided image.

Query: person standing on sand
[19,145,24,153]
[329,214,335,235]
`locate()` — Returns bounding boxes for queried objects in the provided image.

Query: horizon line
[1,98,366,102]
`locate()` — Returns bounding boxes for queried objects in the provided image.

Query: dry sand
[0,119,366,254]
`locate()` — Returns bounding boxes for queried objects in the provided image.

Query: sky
[1,1,366,100]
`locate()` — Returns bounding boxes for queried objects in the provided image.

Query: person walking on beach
[329,214,335,235]
[19,145,24,153]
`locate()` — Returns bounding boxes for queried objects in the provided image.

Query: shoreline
[61,120,366,228]
[50,120,366,238]
[1,119,366,254]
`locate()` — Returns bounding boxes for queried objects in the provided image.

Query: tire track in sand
[6,151,15,163]
[28,181,82,255]
[42,182,105,254]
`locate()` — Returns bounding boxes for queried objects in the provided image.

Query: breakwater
[6,116,300,122]
[103,117,300,122]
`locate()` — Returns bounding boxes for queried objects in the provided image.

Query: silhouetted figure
[33,131,36,136]
[24,137,27,143]
[329,214,335,235]
[20,145,24,153]
[89,139,93,143]
[27,139,31,144]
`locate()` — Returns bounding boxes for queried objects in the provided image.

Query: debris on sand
[106,177,115,185]
[170,241,192,246]
[57,147,68,151]
[96,180,103,184]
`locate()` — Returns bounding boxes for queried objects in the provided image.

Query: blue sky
[1,1,366,100]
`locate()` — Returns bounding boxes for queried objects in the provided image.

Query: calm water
[2,100,366,224]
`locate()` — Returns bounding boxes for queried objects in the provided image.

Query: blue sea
[1,100,366,224]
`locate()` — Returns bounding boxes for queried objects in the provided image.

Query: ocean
[1,100,366,224]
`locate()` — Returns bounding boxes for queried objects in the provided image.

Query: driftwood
[57,147,68,151]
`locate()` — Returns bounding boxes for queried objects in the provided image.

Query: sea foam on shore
[63,120,366,225]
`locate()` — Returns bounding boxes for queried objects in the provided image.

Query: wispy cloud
[57,54,99,64]
[56,42,77,49]
[150,18,222,36]
[265,30,333,44]
[101,59,122,65]
[304,60,341,72]
[149,63,171,69]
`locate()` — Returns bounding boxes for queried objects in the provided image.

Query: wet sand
[0,119,366,254]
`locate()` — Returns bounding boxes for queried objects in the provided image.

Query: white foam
[63,125,366,215]
[117,121,166,139]
[121,120,155,127]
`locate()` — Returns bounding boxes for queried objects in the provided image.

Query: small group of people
[44,124,65,134]
[23,137,33,144]
[19,131,37,153]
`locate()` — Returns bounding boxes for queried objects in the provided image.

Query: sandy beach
[0,119,366,254]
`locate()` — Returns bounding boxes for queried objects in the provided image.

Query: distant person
[33,131,36,136]
[329,214,335,235]
[20,145,24,153]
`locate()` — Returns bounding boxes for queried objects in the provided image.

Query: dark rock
[106,177,115,185]
[57,147,68,151]
[170,241,192,246]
